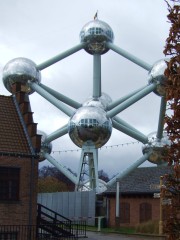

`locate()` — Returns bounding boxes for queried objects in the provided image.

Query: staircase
[37,204,75,239]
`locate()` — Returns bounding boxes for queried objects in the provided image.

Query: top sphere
[80,19,114,55]
[3,57,41,94]
[148,59,168,97]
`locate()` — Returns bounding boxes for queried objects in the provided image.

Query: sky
[0,0,171,178]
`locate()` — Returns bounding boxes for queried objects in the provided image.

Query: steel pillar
[107,83,157,118]
[108,85,147,110]
[107,152,150,187]
[113,116,148,140]
[40,83,81,109]
[106,42,152,71]
[37,43,86,70]
[44,124,68,144]
[93,54,101,98]
[76,144,99,192]
[43,152,78,185]
[28,81,74,117]
[156,97,166,139]
[112,119,148,143]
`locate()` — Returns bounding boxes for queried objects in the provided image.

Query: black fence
[0,223,86,240]
[71,221,87,238]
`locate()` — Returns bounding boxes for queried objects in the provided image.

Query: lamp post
[115,180,120,227]
[159,176,163,235]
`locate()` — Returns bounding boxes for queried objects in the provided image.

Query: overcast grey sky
[0,0,170,177]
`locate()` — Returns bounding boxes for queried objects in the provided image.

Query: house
[0,83,86,239]
[103,166,173,228]
[0,83,41,227]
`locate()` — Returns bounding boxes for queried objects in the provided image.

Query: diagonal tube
[107,83,157,118]
[40,83,81,109]
[106,42,152,71]
[113,116,148,140]
[107,85,147,111]
[43,153,78,185]
[156,97,167,139]
[107,153,150,187]
[93,54,101,98]
[28,81,75,117]
[112,119,148,143]
[37,43,86,70]
[44,124,69,144]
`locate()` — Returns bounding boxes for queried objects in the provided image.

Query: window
[0,167,20,201]
[120,202,130,223]
[140,202,152,223]
[79,119,99,128]
[0,232,17,240]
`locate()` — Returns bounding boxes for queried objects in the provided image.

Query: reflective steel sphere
[38,130,52,161]
[3,57,41,94]
[83,93,112,110]
[80,19,114,55]
[148,59,168,96]
[142,132,170,165]
[80,179,107,193]
[68,104,112,148]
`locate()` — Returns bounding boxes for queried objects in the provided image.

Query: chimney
[13,83,41,153]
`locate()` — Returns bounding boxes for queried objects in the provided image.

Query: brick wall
[108,195,160,227]
[0,156,38,225]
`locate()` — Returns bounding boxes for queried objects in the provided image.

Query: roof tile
[106,166,173,194]
[0,95,32,154]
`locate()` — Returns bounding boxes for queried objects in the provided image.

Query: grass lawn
[86,225,136,234]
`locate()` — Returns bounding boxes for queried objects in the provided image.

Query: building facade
[0,83,41,226]
[103,166,172,228]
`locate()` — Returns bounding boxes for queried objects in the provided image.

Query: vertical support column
[159,176,163,235]
[89,153,96,190]
[76,144,99,192]
[93,54,101,98]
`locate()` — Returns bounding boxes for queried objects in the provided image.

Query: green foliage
[135,221,159,235]
[38,176,69,193]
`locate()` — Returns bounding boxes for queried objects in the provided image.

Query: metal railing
[0,223,86,240]
[37,203,86,238]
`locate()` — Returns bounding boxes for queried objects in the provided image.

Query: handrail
[37,203,87,238]
[37,203,71,222]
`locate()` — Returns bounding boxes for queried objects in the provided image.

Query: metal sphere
[148,59,168,96]
[38,130,52,161]
[80,19,114,55]
[81,179,107,193]
[68,105,112,148]
[3,57,41,94]
[83,93,112,110]
[142,132,170,165]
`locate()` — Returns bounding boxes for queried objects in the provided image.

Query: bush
[135,220,159,234]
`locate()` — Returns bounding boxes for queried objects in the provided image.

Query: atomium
[2,17,170,193]
[142,132,171,165]
[3,57,41,94]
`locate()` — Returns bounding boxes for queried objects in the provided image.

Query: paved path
[81,231,166,240]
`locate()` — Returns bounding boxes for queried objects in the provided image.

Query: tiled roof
[105,166,173,195]
[0,95,32,155]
